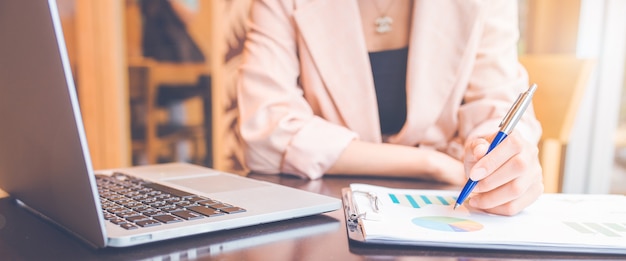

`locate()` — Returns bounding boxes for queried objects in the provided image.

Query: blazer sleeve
[237,0,357,179]
[457,0,542,145]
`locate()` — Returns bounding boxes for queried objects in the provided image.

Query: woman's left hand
[463,132,544,216]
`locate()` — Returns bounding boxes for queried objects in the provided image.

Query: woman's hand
[326,140,466,185]
[463,132,544,216]
[427,150,466,185]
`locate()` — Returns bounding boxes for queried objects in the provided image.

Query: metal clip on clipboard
[341,188,383,243]
[342,187,383,242]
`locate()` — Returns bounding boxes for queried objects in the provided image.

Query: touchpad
[165,175,269,194]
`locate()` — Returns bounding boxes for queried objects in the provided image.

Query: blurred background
[51,0,625,195]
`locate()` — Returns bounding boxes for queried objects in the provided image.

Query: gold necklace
[373,0,395,33]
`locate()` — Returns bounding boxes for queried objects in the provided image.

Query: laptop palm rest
[164,175,270,194]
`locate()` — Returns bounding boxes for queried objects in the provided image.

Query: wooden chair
[519,54,595,193]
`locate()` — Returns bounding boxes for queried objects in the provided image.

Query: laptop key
[120,223,139,230]
[103,212,117,220]
[126,215,150,222]
[142,210,166,217]
[197,199,220,206]
[109,207,129,214]
[171,210,204,220]
[118,210,141,218]
[150,201,168,208]
[175,201,195,208]
[160,205,182,212]
[110,218,127,225]
[187,196,209,202]
[207,203,232,210]
[220,207,246,214]
[153,214,183,224]
[131,205,150,212]
[136,219,161,227]
[187,206,224,217]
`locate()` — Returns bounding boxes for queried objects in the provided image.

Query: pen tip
[453,203,460,210]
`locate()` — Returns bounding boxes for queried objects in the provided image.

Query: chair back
[519,54,595,192]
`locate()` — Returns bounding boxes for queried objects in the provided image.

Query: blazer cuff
[282,117,358,179]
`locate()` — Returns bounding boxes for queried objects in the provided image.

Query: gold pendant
[375,16,393,33]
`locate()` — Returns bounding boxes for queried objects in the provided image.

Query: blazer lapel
[293,0,381,142]
[392,0,481,145]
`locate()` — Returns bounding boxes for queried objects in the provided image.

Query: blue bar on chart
[388,193,457,208]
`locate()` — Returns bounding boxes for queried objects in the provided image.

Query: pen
[453,84,538,210]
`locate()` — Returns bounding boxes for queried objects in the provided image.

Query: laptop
[0,0,340,248]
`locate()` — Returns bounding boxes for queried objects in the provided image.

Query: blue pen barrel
[454,131,509,208]
[487,131,508,154]
[455,178,478,206]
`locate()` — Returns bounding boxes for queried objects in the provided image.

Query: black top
[369,47,409,135]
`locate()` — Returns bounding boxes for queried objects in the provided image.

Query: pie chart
[412,216,483,232]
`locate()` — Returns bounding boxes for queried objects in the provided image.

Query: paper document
[342,183,626,254]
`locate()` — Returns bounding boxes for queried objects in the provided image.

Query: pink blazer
[237,0,542,179]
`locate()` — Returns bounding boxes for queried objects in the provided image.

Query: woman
[237,0,543,216]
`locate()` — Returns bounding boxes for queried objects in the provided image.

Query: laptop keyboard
[96,172,246,230]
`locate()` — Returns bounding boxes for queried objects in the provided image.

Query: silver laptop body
[0,0,340,248]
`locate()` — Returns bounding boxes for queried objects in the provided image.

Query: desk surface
[0,174,624,260]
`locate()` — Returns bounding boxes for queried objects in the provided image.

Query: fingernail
[471,168,487,180]
[469,197,479,208]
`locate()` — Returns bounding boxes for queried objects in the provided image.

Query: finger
[472,180,544,216]
[464,138,490,175]
[472,153,529,193]
[469,135,523,181]
[474,134,540,193]
[470,174,533,209]
[469,160,542,209]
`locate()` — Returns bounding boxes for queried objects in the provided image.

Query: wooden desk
[0,175,623,260]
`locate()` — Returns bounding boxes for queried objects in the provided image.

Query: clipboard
[341,183,626,255]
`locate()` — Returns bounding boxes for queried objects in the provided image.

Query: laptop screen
[0,0,106,247]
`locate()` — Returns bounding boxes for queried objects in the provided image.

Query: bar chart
[388,193,457,208]
[564,222,626,237]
